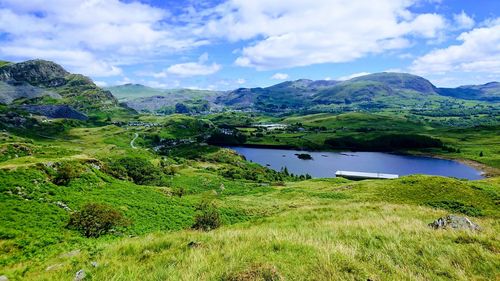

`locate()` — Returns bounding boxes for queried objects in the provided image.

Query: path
[130,133,139,149]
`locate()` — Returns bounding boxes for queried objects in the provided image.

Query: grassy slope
[8,176,499,281]
[1,113,499,280]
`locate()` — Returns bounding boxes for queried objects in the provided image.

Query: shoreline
[225,143,499,179]
[413,153,499,178]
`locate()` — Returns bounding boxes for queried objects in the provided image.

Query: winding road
[130,133,139,149]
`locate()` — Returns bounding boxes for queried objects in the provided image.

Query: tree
[479,151,484,157]
[68,203,130,238]
[175,103,190,114]
[53,162,80,186]
[282,166,289,176]
[192,200,221,231]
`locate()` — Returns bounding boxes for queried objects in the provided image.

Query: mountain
[106,84,222,113]
[0,60,121,115]
[216,73,441,111]
[438,82,500,102]
[216,72,500,112]
[215,79,339,111]
[105,84,165,101]
[313,72,438,104]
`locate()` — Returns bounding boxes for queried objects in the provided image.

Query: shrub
[324,134,443,151]
[426,200,484,217]
[106,157,163,185]
[68,203,130,237]
[53,162,81,186]
[192,200,221,231]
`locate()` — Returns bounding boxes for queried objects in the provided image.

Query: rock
[60,249,81,258]
[429,215,480,231]
[55,201,71,212]
[45,263,64,271]
[188,241,201,248]
[74,269,86,281]
[0,275,8,281]
[19,105,88,121]
[91,261,98,268]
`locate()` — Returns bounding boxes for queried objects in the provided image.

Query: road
[130,133,139,149]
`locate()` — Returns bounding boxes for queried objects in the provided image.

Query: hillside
[216,73,499,112]
[0,60,123,116]
[215,79,338,111]
[0,93,499,280]
[313,73,438,104]
[438,82,500,102]
[105,84,165,101]
[106,84,221,113]
[216,73,445,112]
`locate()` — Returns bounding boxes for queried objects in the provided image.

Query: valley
[0,60,499,280]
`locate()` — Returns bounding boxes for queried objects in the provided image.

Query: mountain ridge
[0,59,124,117]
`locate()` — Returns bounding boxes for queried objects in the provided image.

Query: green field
[1,109,500,280]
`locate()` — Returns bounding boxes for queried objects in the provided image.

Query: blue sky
[0,0,499,90]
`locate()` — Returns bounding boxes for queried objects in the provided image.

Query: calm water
[229,147,484,180]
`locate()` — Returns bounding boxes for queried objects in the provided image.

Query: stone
[91,261,99,268]
[45,263,64,271]
[55,201,71,212]
[74,269,86,281]
[60,249,81,258]
[429,215,480,231]
[0,275,8,281]
[188,241,201,248]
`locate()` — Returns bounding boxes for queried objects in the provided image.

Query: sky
[0,0,499,90]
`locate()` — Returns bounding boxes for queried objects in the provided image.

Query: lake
[228,147,484,180]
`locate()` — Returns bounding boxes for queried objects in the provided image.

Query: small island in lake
[295,153,313,160]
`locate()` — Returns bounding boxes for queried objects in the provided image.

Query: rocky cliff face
[0,59,70,87]
[0,60,121,114]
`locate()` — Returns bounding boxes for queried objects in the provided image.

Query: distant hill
[216,79,339,111]
[216,72,499,112]
[313,73,438,104]
[438,82,500,102]
[106,84,222,113]
[0,60,122,116]
[105,84,165,101]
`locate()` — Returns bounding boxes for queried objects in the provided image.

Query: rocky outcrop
[429,215,480,231]
[19,105,88,120]
[0,59,69,87]
[0,59,122,114]
[74,269,85,281]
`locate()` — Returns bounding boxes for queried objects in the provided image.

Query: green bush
[68,203,130,237]
[324,134,443,151]
[106,157,164,185]
[426,200,484,217]
[192,200,221,231]
[53,162,81,186]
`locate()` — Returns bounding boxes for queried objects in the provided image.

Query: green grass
[13,197,500,280]
[1,111,499,280]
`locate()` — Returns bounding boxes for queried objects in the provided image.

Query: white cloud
[271,73,289,80]
[200,0,447,70]
[236,78,246,84]
[411,19,500,75]
[144,81,170,89]
[94,81,108,87]
[338,72,371,81]
[166,53,221,76]
[453,11,475,30]
[0,45,122,76]
[0,0,206,77]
